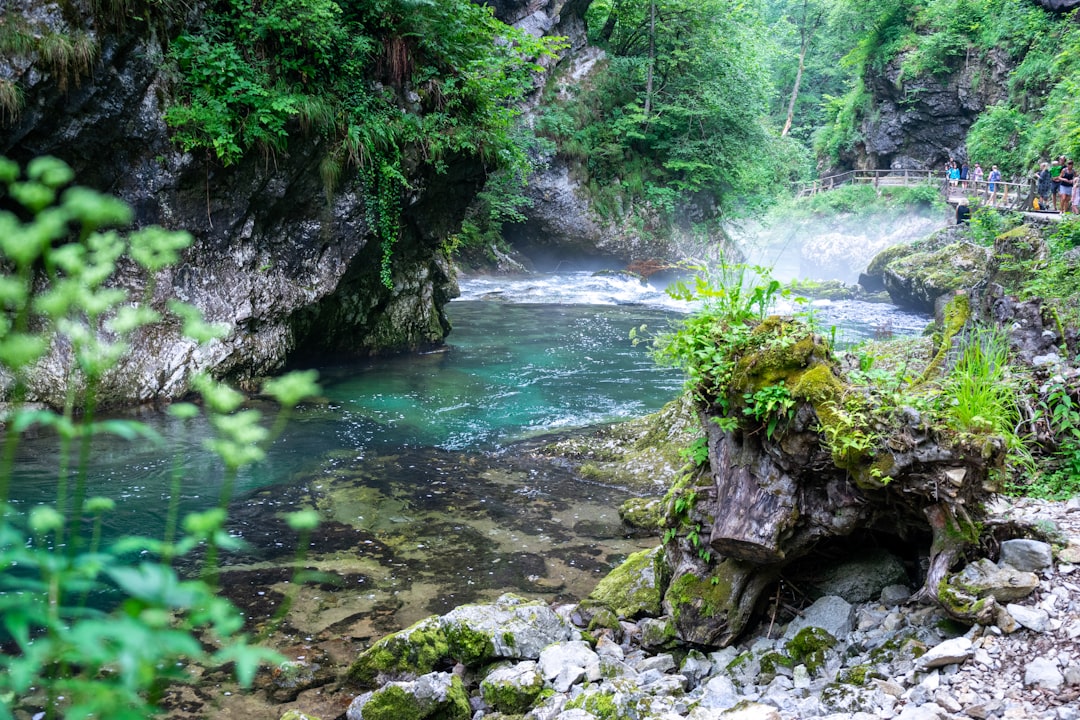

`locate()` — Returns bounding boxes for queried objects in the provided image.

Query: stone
[916,637,974,669]
[538,641,601,692]
[480,661,545,714]
[896,703,948,720]
[793,664,811,689]
[785,596,856,640]
[718,702,781,720]
[808,548,910,603]
[1006,604,1051,633]
[999,539,1054,572]
[636,653,677,674]
[951,558,1039,603]
[1024,657,1064,689]
[442,593,575,659]
[346,671,470,720]
[346,594,573,687]
[881,584,912,606]
[698,675,740,711]
[579,546,668,621]
[640,616,679,650]
[1057,541,1080,565]
[681,650,714,689]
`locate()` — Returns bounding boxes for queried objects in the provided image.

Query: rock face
[0,0,572,405]
[839,48,1011,173]
[1034,0,1080,10]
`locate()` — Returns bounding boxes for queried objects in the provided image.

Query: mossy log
[663,313,1007,644]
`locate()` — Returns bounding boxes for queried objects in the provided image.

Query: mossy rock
[784,627,837,674]
[345,594,571,688]
[579,546,669,620]
[349,673,471,720]
[479,662,544,715]
[346,617,451,687]
[883,241,989,313]
[662,558,765,646]
[618,497,665,534]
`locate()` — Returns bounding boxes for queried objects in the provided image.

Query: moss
[666,570,732,623]
[480,670,543,714]
[889,242,989,295]
[586,609,620,633]
[619,497,665,533]
[866,242,918,276]
[566,691,622,720]
[758,650,794,681]
[838,664,872,685]
[356,685,425,720]
[346,618,450,687]
[445,622,495,665]
[917,293,970,385]
[936,578,993,624]
[580,546,668,620]
[431,675,472,720]
[790,364,843,404]
[784,627,837,674]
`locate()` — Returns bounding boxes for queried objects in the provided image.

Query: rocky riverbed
[245,494,1080,720]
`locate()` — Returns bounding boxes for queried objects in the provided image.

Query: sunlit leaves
[263,369,321,408]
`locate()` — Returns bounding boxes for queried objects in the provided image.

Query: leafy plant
[744,382,796,439]
[165,0,563,286]
[0,156,321,719]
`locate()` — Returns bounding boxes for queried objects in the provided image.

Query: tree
[779,0,828,137]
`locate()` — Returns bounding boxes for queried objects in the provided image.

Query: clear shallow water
[6,271,929,635]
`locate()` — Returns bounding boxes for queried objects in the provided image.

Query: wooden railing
[794,169,1041,213]
[793,169,945,197]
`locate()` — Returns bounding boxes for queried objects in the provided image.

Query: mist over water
[732,210,947,284]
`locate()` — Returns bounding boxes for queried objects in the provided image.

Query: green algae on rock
[344,594,573,688]
[578,546,670,622]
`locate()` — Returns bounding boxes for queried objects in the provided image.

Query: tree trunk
[781,43,807,138]
[643,0,655,118]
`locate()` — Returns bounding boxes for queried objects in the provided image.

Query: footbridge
[794,169,1065,220]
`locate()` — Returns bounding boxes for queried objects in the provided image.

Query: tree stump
[661,312,1006,645]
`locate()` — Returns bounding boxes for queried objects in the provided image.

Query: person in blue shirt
[987,165,1002,205]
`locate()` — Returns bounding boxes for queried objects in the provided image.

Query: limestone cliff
[836,49,1011,174]
[0,0,570,406]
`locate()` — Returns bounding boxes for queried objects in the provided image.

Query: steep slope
[0,0,566,406]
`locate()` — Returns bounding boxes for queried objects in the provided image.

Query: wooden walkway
[795,169,1066,221]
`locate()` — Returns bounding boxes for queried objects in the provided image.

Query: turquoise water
[5,272,930,633]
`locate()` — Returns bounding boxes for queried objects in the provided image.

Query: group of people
[948,156,1080,212]
[1034,156,1078,213]
[947,159,1005,205]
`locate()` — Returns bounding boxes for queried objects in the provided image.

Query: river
[7,271,929,643]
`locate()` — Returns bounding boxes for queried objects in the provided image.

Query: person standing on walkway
[1036,162,1053,210]
[1051,156,1066,210]
[960,162,969,189]
[1059,160,1075,213]
[972,163,984,195]
[987,165,1002,206]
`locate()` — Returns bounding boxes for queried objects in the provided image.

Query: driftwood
[660,312,1009,646]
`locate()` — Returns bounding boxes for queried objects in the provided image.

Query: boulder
[784,596,855,641]
[883,242,990,313]
[345,671,470,720]
[344,594,573,687]
[804,548,909,603]
[480,661,546,714]
[998,539,1054,573]
[950,558,1039,603]
[578,546,669,622]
